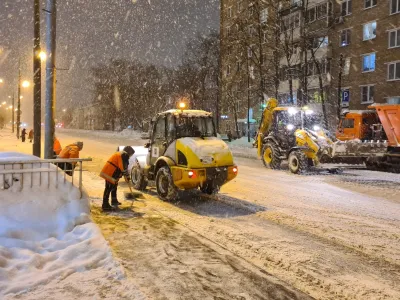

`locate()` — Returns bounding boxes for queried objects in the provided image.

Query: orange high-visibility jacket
[54,138,62,155]
[59,144,80,159]
[100,151,128,184]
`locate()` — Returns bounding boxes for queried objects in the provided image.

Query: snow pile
[226,137,258,159]
[228,137,255,148]
[0,152,134,297]
[58,128,142,140]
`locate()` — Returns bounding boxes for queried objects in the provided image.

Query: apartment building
[330,0,400,109]
[220,0,400,132]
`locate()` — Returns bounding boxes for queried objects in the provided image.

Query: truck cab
[336,110,379,141]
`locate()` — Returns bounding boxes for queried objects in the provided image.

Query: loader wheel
[262,143,281,169]
[156,166,178,201]
[288,150,309,174]
[131,163,147,191]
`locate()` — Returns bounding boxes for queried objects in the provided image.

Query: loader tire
[156,166,178,201]
[262,143,281,169]
[288,150,309,174]
[131,164,147,191]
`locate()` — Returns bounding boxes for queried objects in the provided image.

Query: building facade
[220,0,400,131]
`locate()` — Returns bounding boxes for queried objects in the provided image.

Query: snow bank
[58,128,142,140]
[0,152,130,297]
[228,137,255,148]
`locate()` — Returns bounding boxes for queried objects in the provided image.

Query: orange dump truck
[336,103,400,171]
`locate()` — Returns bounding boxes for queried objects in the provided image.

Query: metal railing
[0,158,92,198]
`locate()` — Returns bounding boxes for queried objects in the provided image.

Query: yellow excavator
[255,98,334,174]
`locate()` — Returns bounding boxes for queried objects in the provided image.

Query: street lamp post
[17,62,21,139]
[11,94,14,133]
[33,0,42,157]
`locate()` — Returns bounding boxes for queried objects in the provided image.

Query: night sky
[0,0,219,124]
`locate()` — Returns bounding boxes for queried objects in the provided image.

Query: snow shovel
[124,177,143,200]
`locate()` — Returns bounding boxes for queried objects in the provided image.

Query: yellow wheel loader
[256,99,333,174]
[129,108,238,201]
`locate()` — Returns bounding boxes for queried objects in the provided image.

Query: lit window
[361,85,374,103]
[363,21,377,40]
[341,0,352,16]
[388,29,400,48]
[391,0,400,14]
[362,53,376,72]
[388,62,400,80]
[340,29,351,46]
[365,0,377,9]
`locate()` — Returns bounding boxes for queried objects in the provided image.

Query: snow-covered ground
[1,128,400,299]
[0,137,144,299]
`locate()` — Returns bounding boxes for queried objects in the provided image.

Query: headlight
[313,125,321,131]
[287,124,295,131]
[288,108,298,115]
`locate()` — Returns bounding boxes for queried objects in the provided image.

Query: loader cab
[148,110,217,166]
[336,111,379,141]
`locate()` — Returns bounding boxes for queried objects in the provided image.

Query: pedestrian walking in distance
[21,128,27,142]
[100,146,135,211]
[28,129,33,143]
[57,141,83,176]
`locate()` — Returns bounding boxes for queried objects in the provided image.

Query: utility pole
[246,56,251,143]
[33,0,42,157]
[17,61,21,139]
[337,54,344,123]
[11,92,14,133]
[44,0,57,159]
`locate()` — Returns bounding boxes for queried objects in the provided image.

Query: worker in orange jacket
[57,141,84,176]
[100,146,135,211]
[53,136,62,157]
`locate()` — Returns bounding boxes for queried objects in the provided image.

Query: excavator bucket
[332,140,388,157]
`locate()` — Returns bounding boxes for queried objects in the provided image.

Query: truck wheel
[131,163,147,191]
[200,183,220,195]
[288,150,308,174]
[262,143,281,169]
[155,166,178,201]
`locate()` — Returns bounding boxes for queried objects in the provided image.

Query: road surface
[2,128,399,299]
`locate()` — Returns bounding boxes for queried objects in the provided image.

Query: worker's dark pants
[56,162,74,176]
[103,181,118,206]
[21,136,26,142]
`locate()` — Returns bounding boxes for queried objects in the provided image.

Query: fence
[0,158,92,198]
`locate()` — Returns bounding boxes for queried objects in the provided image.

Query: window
[154,117,166,140]
[281,12,300,31]
[363,21,377,40]
[317,3,328,19]
[307,7,316,23]
[340,29,351,46]
[260,8,268,23]
[248,45,255,57]
[342,118,355,128]
[365,0,377,9]
[236,61,241,72]
[226,26,231,37]
[344,57,351,75]
[341,0,352,16]
[361,85,375,103]
[228,7,232,18]
[388,62,400,80]
[362,53,376,72]
[263,31,267,43]
[227,65,231,76]
[311,36,329,49]
[391,0,400,14]
[237,0,243,12]
[248,25,255,37]
[248,4,255,17]
[389,29,400,48]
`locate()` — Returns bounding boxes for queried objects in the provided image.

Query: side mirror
[144,142,150,148]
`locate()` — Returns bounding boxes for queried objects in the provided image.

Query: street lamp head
[2,101,6,105]
[39,51,47,61]
[0,78,4,83]
[20,96,23,99]
[22,80,30,88]
[62,109,66,112]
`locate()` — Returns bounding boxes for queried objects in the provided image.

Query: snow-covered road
[2,128,400,299]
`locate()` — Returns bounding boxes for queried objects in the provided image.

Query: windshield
[176,116,216,138]
[275,110,322,130]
